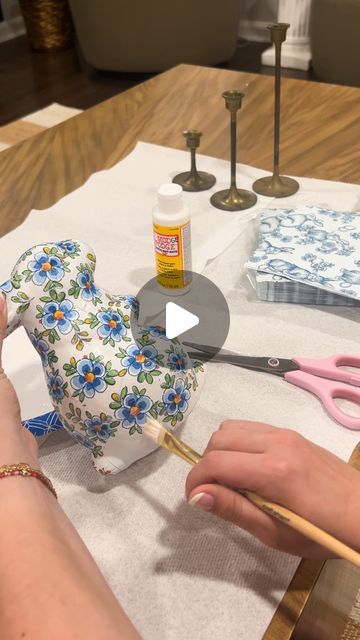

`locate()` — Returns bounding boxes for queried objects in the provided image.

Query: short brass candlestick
[253,24,299,198]
[211,90,257,212]
[172,130,216,191]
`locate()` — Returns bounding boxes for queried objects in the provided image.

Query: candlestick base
[173,170,216,192]
[210,185,257,211]
[252,174,299,198]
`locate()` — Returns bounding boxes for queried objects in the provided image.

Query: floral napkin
[246,205,360,302]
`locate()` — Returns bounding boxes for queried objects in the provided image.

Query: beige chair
[310,0,360,87]
[68,0,243,72]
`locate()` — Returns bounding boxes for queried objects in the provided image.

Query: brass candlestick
[172,130,216,191]
[253,23,299,198]
[211,90,257,212]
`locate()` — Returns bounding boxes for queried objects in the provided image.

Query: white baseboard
[238,19,271,43]
[0,15,25,43]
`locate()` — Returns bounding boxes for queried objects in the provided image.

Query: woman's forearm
[0,476,141,640]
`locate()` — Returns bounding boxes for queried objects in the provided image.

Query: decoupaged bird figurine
[1,240,205,475]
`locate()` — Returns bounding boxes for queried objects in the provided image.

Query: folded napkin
[246,205,360,304]
[254,271,360,306]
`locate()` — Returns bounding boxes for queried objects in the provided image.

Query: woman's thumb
[188,483,272,539]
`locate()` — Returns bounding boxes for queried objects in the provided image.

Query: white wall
[239,0,279,41]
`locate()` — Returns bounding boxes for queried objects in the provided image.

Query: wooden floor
[0,35,319,127]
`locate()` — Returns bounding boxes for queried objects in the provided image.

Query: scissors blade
[183,341,221,356]
[185,341,299,376]
[184,341,237,357]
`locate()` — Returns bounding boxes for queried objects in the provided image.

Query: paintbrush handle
[147,423,360,568]
[242,490,360,568]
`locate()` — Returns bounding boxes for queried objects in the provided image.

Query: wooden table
[1,63,359,238]
[1,64,360,639]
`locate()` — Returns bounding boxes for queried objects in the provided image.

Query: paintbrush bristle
[143,416,163,444]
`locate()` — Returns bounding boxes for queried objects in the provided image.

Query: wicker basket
[19,0,73,50]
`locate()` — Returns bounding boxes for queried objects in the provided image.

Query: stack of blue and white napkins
[245,205,360,306]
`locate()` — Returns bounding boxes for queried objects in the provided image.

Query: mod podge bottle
[152,183,192,295]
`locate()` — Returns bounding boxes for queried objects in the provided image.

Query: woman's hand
[186,419,360,559]
[0,294,38,467]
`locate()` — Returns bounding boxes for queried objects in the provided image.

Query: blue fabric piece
[22,411,63,437]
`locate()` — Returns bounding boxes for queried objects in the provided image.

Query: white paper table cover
[1,141,360,640]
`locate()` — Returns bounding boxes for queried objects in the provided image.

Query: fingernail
[188,492,214,511]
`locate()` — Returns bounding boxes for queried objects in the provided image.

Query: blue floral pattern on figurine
[27,252,65,286]
[246,205,360,300]
[115,391,153,430]
[1,240,205,475]
[42,300,79,334]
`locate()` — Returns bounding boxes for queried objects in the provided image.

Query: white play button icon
[130,271,230,370]
[165,302,199,340]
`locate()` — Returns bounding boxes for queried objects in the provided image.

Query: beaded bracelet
[0,463,57,499]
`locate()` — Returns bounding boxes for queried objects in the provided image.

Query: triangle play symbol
[165,302,199,340]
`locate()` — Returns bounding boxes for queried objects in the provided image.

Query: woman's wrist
[0,424,51,498]
[0,426,39,469]
[0,463,57,500]
[0,445,39,469]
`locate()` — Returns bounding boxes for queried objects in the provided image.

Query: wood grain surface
[264,442,360,640]
[290,443,360,640]
[0,64,359,239]
[0,64,359,639]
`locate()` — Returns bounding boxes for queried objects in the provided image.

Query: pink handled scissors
[185,342,360,430]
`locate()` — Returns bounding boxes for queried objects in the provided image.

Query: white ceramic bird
[1,240,205,474]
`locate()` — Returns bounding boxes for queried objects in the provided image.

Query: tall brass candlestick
[211,90,257,212]
[253,24,299,198]
[172,130,216,191]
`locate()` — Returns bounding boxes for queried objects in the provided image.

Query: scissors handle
[293,355,360,387]
[285,370,360,430]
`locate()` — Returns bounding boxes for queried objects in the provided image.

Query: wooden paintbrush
[143,417,360,569]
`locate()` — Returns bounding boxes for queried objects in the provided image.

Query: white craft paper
[1,141,360,640]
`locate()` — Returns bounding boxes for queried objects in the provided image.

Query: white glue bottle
[152,183,192,295]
